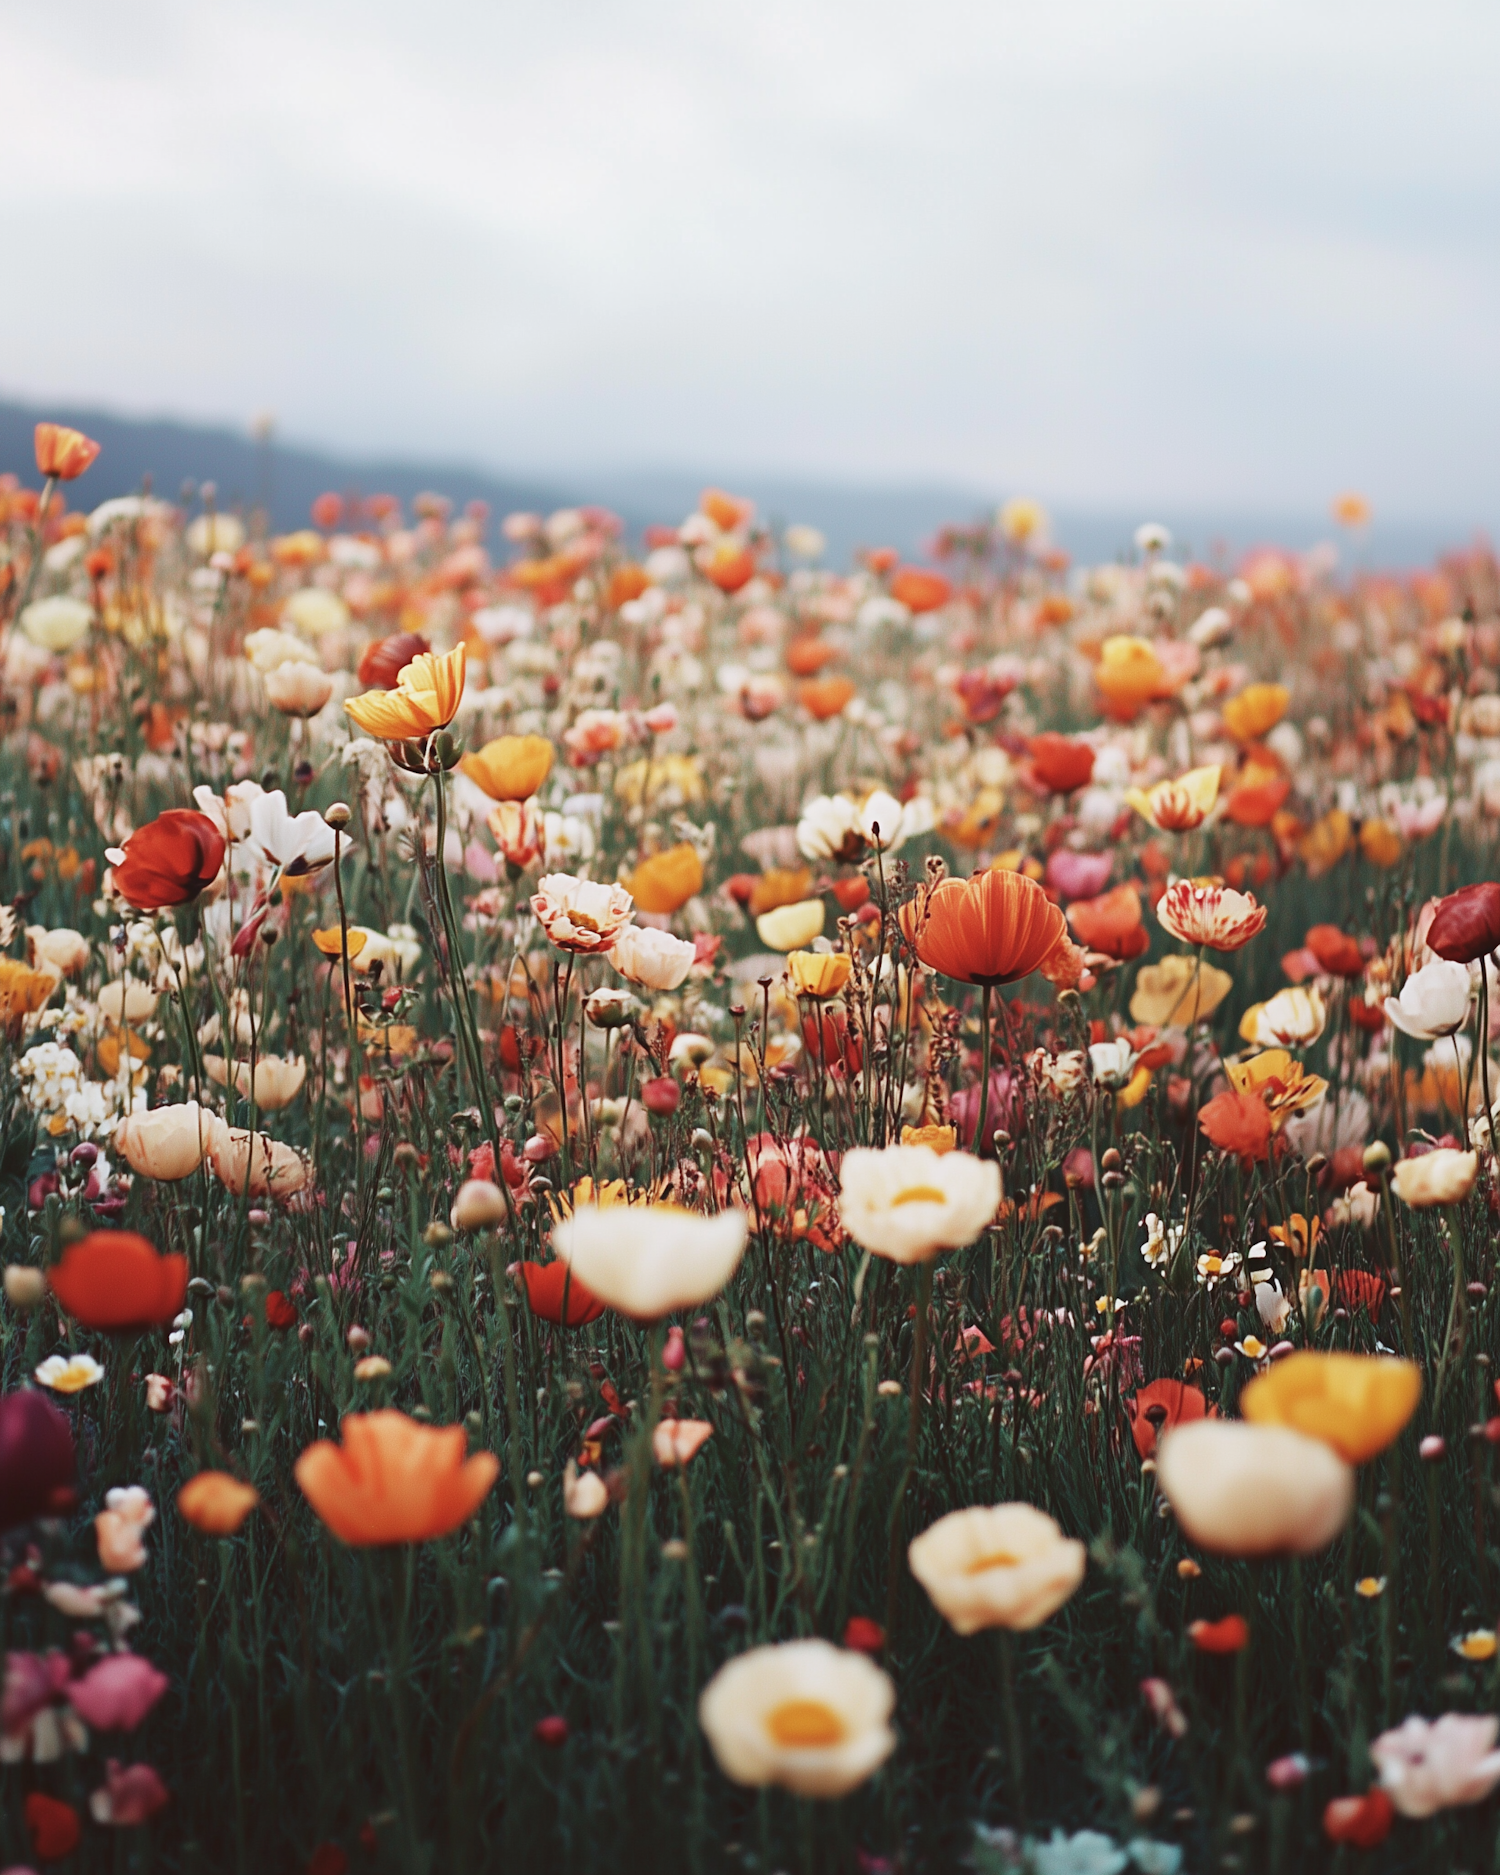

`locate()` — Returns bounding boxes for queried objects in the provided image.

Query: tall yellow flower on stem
[345,644,466,740]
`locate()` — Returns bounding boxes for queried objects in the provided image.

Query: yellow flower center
[892,1186,948,1207]
[765,1699,846,1748]
[965,1550,1021,1573]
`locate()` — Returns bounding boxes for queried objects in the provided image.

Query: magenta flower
[1044,849,1113,902]
[68,1654,169,1732]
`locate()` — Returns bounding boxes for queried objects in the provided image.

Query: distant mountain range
[0,395,1482,573]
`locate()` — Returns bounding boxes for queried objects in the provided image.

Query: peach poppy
[798,677,857,721]
[48,1231,188,1332]
[785,636,840,677]
[701,542,757,593]
[901,867,1066,987]
[177,1471,261,1536]
[515,1261,607,1327]
[34,423,100,482]
[1197,1090,1273,1164]
[357,631,431,691]
[1128,1378,1215,1459]
[627,844,705,915]
[1094,636,1168,718]
[110,810,226,911]
[344,644,466,740]
[1028,734,1094,794]
[1304,924,1365,978]
[748,868,814,917]
[1221,683,1290,743]
[700,488,754,532]
[890,567,952,613]
[459,734,554,802]
[607,562,651,608]
[294,1410,499,1545]
[1067,884,1149,961]
[653,1418,714,1467]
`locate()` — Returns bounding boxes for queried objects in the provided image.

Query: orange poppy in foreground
[1197,1090,1273,1166]
[901,868,1066,987]
[48,1231,188,1332]
[344,644,466,741]
[34,422,101,482]
[111,810,226,911]
[516,1261,607,1326]
[295,1410,498,1545]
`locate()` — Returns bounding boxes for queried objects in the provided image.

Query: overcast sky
[3,0,1497,521]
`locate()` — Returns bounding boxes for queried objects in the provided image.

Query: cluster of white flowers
[16,1043,122,1139]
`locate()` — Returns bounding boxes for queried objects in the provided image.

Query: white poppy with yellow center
[551,1204,748,1320]
[35,1352,105,1394]
[838,1145,1000,1265]
[907,1503,1086,1634]
[697,1638,896,1797]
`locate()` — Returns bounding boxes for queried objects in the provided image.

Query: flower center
[965,1550,1021,1573]
[765,1699,846,1748]
[892,1185,948,1207]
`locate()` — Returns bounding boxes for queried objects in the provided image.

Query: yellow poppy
[344,645,466,740]
[459,734,554,802]
[1241,1351,1420,1464]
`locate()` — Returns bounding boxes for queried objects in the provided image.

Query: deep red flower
[1127,1378,1214,1459]
[1323,1790,1395,1849]
[48,1230,189,1332]
[1067,884,1150,961]
[264,1289,298,1330]
[516,1261,606,1327]
[112,810,226,911]
[843,1616,886,1655]
[1197,1091,1273,1165]
[1426,882,1500,964]
[25,1789,81,1860]
[534,1715,570,1748]
[1189,1614,1249,1653]
[0,1389,76,1529]
[1028,733,1095,795]
[308,1845,350,1875]
[358,631,431,691]
[1332,1269,1386,1317]
[1304,924,1365,977]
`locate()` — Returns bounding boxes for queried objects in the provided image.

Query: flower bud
[324,802,353,830]
[3,1265,45,1310]
[662,1325,686,1372]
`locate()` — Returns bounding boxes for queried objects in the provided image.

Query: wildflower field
[1,426,1500,1873]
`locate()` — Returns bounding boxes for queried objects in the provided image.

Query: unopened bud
[3,1265,45,1310]
[324,802,352,830]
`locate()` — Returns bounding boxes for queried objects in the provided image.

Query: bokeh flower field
[1,426,1499,1870]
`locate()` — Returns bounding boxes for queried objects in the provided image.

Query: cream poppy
[755,900,826,951]
[114,1101,208,1181]
[1155,1419,1353,1555]
[908,1503,1086,1633]
[550,1205,747,1319]
[838,1145,1000,1264]
[698,1639,896,1797]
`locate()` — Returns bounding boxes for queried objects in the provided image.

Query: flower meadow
[2,431,1500,1873]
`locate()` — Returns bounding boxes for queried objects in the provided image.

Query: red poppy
[112,810,226,911]
[1128,1378,1214,1459]
[802,1010,863,1076]
[1189,1615,1249,1653]
[0,1389,76,1529]
[358,631,431,691]
[842,1616,886,1655]
[831,876,870,912]
[1198,1091,1273,1165]
[34,422,101,482]
[1028,733,1095,795]
[1223,774,1291,826]
[25,1790,81,1860]
[308,1845,350,1875]
[1323,1790,1395,1849]
[534,1714,570,1748]
[1332,1269,1386,1317]
[264,1289,298,1330]
[310,491,344,530]
[48,1230,189,1332]
[1067,884,1150,961]
[1304,924,1364,978]
[1427,882,1500,964]
[901,867,1067,988]
[516,1260,606,1326]
[889,567,951,613]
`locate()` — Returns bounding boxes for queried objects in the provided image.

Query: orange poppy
[112,810,226,911]
[1240,1351,1420,1464]
[1190,1615,1249,1654]
[607,563,651,608]
[1197,1090,1273,1165]
[344,644,466,740]
[1304,924,1364,978]
[1221,683,1290,743]
[901,867,1067,987]
[48,1230,189,1332]
[890,567,952,613]
[700,488,754,532]
[516,1261,606,1327]
[357,631,430,691]
[1128,1378,1215,1459]
[1028,734,1094,795]
[627,843,705,915]
[178,1471,261,1535]
[0,959,59,1038]
[34,422,100,482]
[459,734,555,802]
[1094,636,1168,718]
[785,636,839,676]
[748,868,813,916]
[797,677,857,721]
[1066,884,1149,961]
[700,542,757,592]
[1223,771,1291,826]
[294,1410,499,1545]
